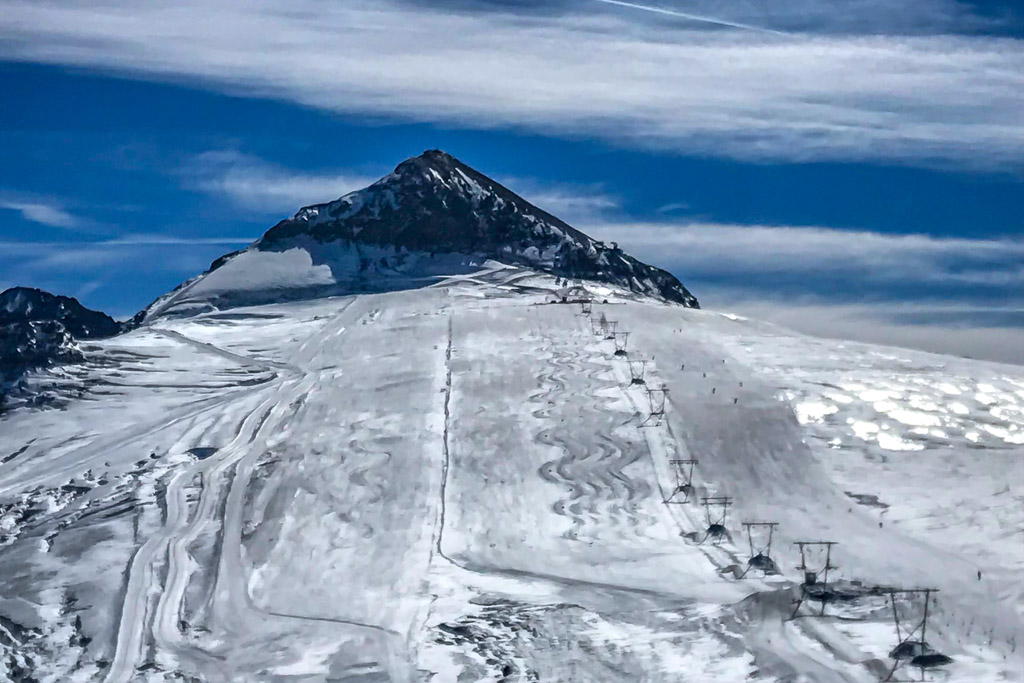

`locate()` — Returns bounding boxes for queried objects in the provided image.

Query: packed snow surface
[1,266,1022,681]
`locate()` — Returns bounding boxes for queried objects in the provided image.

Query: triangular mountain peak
[142,151,697,320]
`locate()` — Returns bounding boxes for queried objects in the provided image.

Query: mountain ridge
[217,150,697,309]
[0,287,122,403]
[0,286,121,339]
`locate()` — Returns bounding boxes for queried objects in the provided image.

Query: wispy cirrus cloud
[704,297,1024,365]
[0,236,255,273]
[585,221,1024,362]
[656,202,690,214]
[0,197,82,229]
[588,222,1024,288]
[499,177,621,224]
[585,0,1020,35]
[0,236,255,252]
[185,151,377,214]
[589,0,786,34]
[0,235,258,314]
[0,1,1022,167]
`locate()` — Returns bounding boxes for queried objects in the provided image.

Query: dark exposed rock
[0,288,121,404]
[258,150,698,307]
[0,287,121,339]
[1,320,82,382]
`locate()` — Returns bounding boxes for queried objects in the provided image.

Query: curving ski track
[531,336,656,539]
[105,297,413,682]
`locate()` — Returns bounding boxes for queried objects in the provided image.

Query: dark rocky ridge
[1,287,121,339]
[258,150,698,307]
[0,320,82,381]
[0,288,121,392]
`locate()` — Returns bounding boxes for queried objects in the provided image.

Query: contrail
[591,0,788,35]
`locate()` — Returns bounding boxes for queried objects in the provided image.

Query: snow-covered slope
[0,266,1021,682]
[142,151,697,320]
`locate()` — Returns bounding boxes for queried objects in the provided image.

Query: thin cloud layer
[1,1,1022,166]
[588,222,1024,288]
[0,237,257,316]
[0,197,81,229]
[704,296,1024,365]
[1,237,255,273]
[584,221,1024,361]
[186,151,377,214]
[499,177,621,225]
[589,0,787,34]
[587,0,1019,35]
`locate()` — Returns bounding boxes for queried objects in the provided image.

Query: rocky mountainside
[261,150,697,307]
[142,151,697,320]
[0,287,121,390]
[0,287,121,339]
[0,320,81,381]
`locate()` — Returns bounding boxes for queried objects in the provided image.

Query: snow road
[1,268,1022,681]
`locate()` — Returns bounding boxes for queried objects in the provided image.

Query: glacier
[1,263,1022,682]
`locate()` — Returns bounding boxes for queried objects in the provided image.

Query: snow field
[0,271,1021,681]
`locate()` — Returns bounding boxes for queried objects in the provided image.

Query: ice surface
[0,266,1022,681]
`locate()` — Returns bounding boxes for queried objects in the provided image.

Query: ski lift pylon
[739,522,780,577]
[613,331,629,356]
[665,458,697,504]
[699,496,732,545]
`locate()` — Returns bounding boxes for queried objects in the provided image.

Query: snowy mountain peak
[392,148,460,179]
[259,150,698,307]
[283,149,498,233]
[139,151,698,320]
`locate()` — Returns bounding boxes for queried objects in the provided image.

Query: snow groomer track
[2,267,1023,682]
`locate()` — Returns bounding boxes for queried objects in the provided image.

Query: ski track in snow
[107,297,394,682]
[532,335,655,540]
[1,269,1022,681]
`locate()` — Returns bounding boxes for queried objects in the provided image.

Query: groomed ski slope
[0,264,1022,681]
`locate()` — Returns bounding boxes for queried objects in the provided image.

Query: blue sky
[0,0,1022,362]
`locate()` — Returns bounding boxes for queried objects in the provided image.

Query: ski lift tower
[789,541,839,619]
[613,331,629,357]
[882,588,953,682]
[700,496,732,545]
[739,522,780,577]
[665,459,698,504]
[627,359,648,386]
[639,386,668,427]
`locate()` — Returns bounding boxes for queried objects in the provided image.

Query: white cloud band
[587,222,1024,287]
[186,151,377,214]
[1,1,1022,165]
[0,198,81,229]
